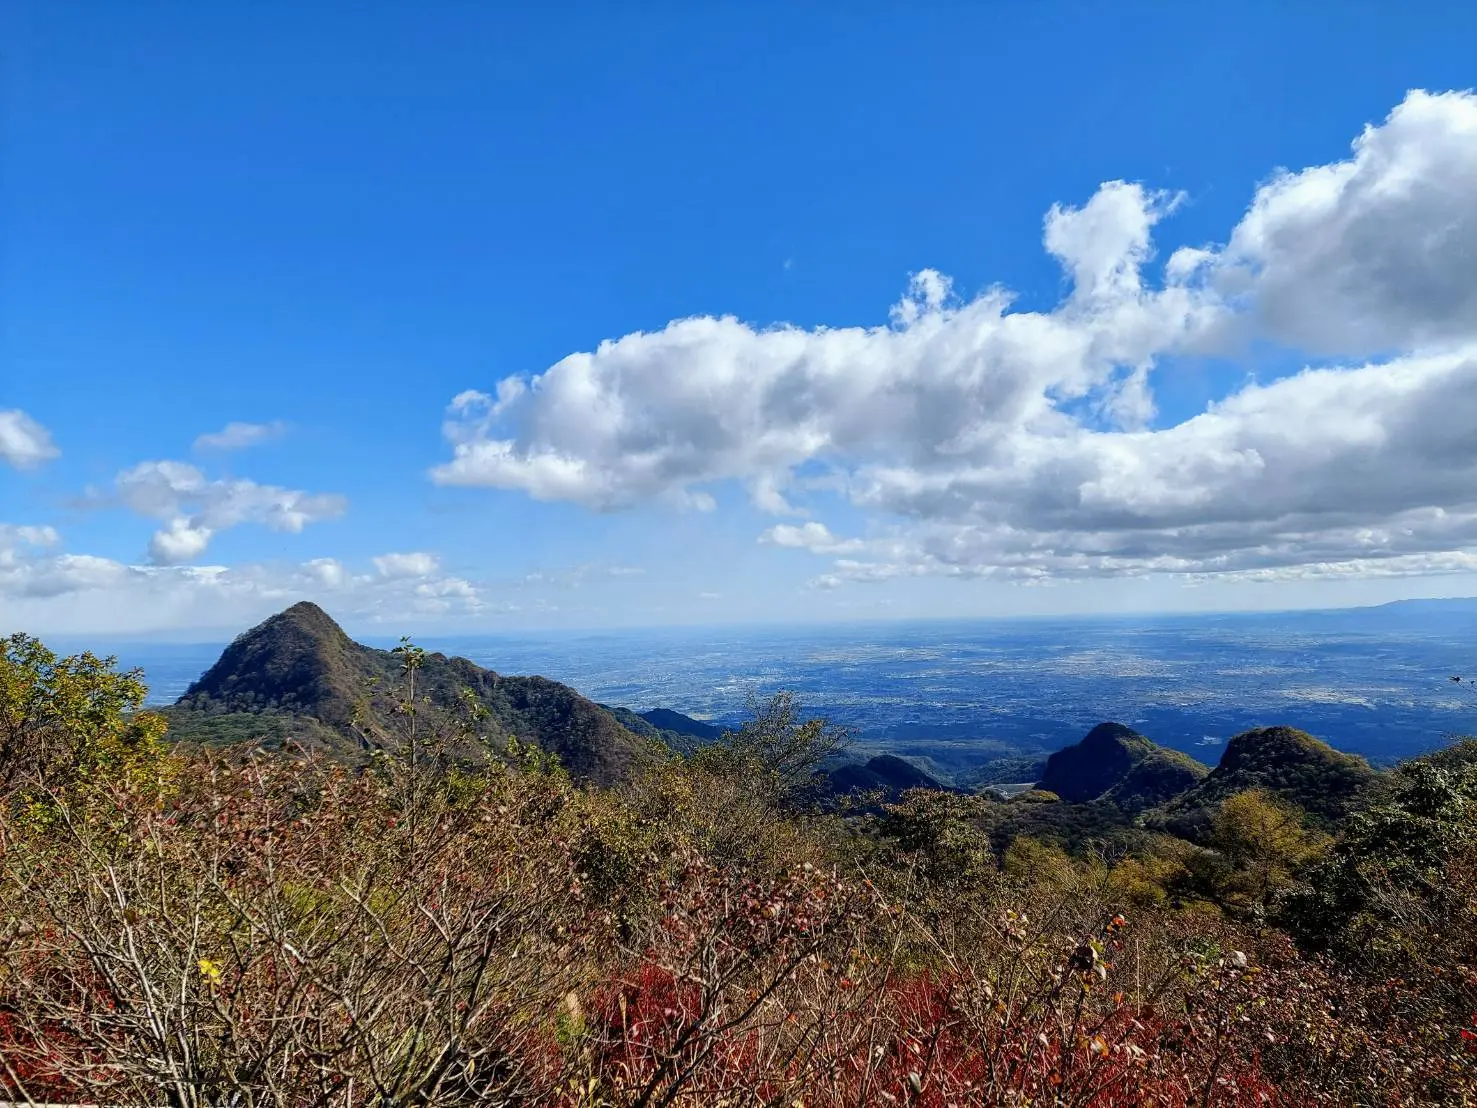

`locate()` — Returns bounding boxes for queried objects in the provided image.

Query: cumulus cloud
[431,189,1213,514]
[410,574,482,614]
[193,420,287,451]
[7,554,136,600]
[304,557,347,587]
[373,551,440,578]
[432,90,1477,588]
[0,542,486,633]
[0,410,59,469]
[828,345,1477,582]
[750,473,806,516]
[1183,89,1477,356]
[0,524,60,552]
[148,519,215,565]
[761,521,869,556]
[1,526,129,600]
[112,460,346,565]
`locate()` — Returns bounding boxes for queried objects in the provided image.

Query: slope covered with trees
[170,601,656,785]
[1037,722,1209,809]
[1152,725,1378,841]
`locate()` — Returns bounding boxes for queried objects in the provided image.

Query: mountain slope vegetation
[1036,722,1209,810]
[1153,725,1377,840]
[596,704,722,756]
[171,601,652,784]
[2,628,1475,1103]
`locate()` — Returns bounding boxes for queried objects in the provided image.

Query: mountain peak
[263,600,350,642]
[1078,722,1154,754]
[178,602,361,725]
[1038,722,1206,808]
[173,603,648,785]
[1152,725,1377,839]
[1217,726,1363,775]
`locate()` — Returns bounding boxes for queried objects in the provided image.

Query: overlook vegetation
[1,610,1475,1106]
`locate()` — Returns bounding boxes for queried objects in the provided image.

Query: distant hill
[597,705,723,756]
[1036,723,1208,811]
[1152,725,1377,839]
[1367,596,1477,613]
[824,753,950,800]
[169,601,652,785]
[638,708,724,741]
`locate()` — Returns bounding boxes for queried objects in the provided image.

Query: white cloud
[760,521,869,556]
[148,519,214,565]
[1185,89,1477,356]
[304,557,347,587]
[1198,551,1477,583]
[412,575,480,614]
[0,526,133,600]
[19,554,136,599]
[432,90,1477,588]
[1045,182,1182,304]
[0,410,59,469]
[373,551,440,578]
[750,473,806,516]
[193,420,287,451]
[0,524,60,552]
[0,545,487,634]
[431,209,1212,513]
[837,345,1477,581]
[113,460,346,565]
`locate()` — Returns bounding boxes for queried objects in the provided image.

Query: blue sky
[5,2,1477,635]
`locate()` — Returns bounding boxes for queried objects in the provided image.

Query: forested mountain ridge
[1149,725,1378,840]
[596,703,722,755]
[823,752,952,800]
[1036,722,1209,809]
[167,602,940,793]
[169,601,668,784]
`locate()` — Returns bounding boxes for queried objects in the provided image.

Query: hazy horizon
[20,591,1477,647]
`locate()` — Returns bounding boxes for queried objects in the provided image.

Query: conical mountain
[179,601,368,727]
[1037,722,1208,809]
[173,602,648,785]
[1153,726,1376,838]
